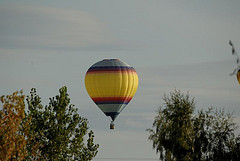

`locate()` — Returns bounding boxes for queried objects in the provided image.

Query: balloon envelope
[237,69,240,85]
[85,59,139,121]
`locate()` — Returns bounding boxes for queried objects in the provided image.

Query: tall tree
[147,90,240,161]
[0,90,29,161]
[26,86,99,161]
[192,108,240,160]
[147,90,195,161]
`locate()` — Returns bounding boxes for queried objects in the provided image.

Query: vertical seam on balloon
[93,73,101,101]
[128,68,135,104]
[115,61,122,112]
[117,60,126,113]
[118,66,123,98]
[131,69,138,99]
[113,60,118,99]
[119,67,130,113]
[85,72,93,99]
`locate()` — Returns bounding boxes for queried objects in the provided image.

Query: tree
[0,90,30,160]
[26,86,99,161]
[147,90,195,161]
[147,89,240,161]
[192,108,240,161]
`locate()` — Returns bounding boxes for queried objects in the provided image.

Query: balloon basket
[110,122,115,130]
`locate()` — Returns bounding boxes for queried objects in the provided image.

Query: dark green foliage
[147,89,240,161]
[147,90,195,161]
[192,108,240,161]
[26,86,99,161]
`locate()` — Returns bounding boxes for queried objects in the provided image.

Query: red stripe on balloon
[92,97,132,104]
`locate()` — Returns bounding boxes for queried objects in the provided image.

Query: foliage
[0,86,99,161]
[192,108,240,161]
[0,90,30,161]
[147,89,240,161]
[147,90,195,161]
[26,86,99,161]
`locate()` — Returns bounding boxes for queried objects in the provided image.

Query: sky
[1,0,240,160]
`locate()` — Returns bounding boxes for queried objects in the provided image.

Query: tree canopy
[0,86,99,161]
[0,90,30,160]
[147,90,240,161]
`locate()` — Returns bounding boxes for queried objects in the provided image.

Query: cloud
[0,4,114,50]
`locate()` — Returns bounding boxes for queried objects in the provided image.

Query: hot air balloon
[85,59,139,129]
[237,69,240,85]
[229,40,240,85]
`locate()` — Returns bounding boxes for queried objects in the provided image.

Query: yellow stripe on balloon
[85,72,138,98]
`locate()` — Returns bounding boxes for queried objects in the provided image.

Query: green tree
[147,89,240,161]
[26,86,99,161]
[192,108,240,160]
[147,90,195,161]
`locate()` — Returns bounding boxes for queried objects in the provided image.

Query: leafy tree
[192,108,240,161]
[147,89,240,161]
[0,90,29,160]
[26,86,99,161]
[147,90,195,161]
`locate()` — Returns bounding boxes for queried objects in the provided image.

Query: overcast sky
[1,1,240,160]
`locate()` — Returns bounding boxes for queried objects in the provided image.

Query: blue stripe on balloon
[87,66,135,72]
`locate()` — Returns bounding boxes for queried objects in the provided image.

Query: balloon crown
[103,59,120,61]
